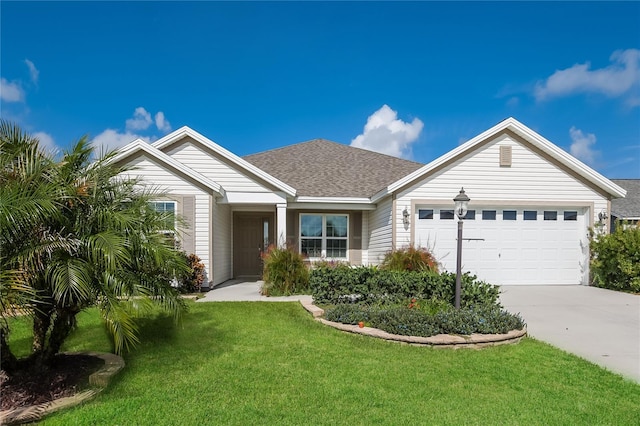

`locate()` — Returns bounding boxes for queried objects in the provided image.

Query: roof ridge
[244,138,423,166]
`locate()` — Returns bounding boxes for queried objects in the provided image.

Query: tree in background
[0,120,188,374]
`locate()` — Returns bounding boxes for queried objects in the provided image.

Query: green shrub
[590,223,640,292]
[324,304,525,337]
[176,253,206,293]
[381,245,439,272]
[310,266,499,308]
[261,245,309,296]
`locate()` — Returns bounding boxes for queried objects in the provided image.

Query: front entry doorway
[233,212,274,278]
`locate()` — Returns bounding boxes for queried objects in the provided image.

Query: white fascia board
[288,202,377,211]
[375,117,627,202]
[152,126,297,197]
[111,140,225,196]
[290,196,377,211]
[221,191,287,204]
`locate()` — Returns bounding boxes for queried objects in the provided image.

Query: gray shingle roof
[243,139,424,198]
[611,179,640,218]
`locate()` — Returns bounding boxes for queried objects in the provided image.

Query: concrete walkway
[500,285,640,383]
[198,280,312,303]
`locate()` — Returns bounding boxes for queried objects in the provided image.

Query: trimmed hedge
[310,264,500,308]
[324,303,524,337]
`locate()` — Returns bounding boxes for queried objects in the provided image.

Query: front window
[149,201,177,232]
[300,214,348,259]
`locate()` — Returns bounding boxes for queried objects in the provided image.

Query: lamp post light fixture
[453,187,470,309]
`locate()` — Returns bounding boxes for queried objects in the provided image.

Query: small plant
[176,253,206,293]
[261,245,310,296]
[381,245,439,273]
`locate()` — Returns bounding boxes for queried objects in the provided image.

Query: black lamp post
[453,187,470,309]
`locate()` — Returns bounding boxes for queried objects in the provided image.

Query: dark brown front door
[233,212,273,278]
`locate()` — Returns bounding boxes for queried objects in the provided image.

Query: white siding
[212,202,232,286]
[165,138,275,193]
[121,155,212,281]
[367,197,393,264]
[395,134,607,244]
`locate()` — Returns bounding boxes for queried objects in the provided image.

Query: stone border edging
[0,351,125,426]
[300,300,526,349]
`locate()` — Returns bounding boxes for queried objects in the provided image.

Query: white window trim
[299,213,349,261]
[150,200,178,233]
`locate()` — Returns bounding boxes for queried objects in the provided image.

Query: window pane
[464,210,476,220]
[301,239,322,257]
[326,215,348,237]
[524,210,537,221]
[301,215,322,237]
[440,209,455,220]
[326,239,347,258]
[544,211,557,221]
[150,201,175,230]
[564,211,578,221]
[503,210,517,220]
[418,209,433,220]
[482,210,497,220]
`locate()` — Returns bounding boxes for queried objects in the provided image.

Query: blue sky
[1,1,639,178]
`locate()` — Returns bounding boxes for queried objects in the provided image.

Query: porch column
[276,203,287,248]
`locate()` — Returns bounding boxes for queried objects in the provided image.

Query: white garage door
[414,206,587,285]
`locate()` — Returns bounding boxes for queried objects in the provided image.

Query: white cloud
[155,111,171,133]
[1,78,25,102]
[535,49,640,102]
[125,107,153,131]
[569,126,598,165]
[91,129,152,150]
[24,59,39,84]
[350,105,423,159]
[33,131,58,154]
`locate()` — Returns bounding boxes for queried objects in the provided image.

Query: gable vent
[499,145,512,167]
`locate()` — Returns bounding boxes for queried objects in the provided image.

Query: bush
[590,223,640,292]
[310,266,499,308]
[381,245,439,273]
[176,253,206,293]
[323,304,525,337]
[261,245,309,296]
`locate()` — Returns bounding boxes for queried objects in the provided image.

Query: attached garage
[413,204,588,285]
[382,118,626,286]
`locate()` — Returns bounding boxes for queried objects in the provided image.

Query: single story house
[610,179,640,230]
[113,117,626,288]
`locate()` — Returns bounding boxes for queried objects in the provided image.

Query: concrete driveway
[499,285,640,383]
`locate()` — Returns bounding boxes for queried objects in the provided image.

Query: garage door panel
[414,205,584,286]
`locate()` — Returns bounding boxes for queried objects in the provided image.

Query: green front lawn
[9,302,640,425]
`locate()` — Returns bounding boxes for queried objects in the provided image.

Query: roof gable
[111,139,224,196]
[153,127,296,197]
[243,139,423,198]
[374,117,627,202]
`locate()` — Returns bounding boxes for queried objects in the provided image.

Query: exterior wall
[122,155,213,281]
[367,196,393,265]
[212,201,232,286]
[164,137,276,193]
[394,133,608,245]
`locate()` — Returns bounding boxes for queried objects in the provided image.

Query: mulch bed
[0,354,104,411]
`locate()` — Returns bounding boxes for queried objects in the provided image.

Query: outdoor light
[402,207,410,226]
[454,187,470,220]
[598,210,608,223]
[453,187,470,309]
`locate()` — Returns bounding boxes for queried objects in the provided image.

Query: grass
[8,302,640,425]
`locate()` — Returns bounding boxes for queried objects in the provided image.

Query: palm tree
[0,121,188,373]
